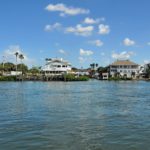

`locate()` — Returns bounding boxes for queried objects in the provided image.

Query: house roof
[110,60,138,66]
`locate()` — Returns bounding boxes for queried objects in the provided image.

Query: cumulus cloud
[123,38,135,46]
[83,17,105,24]
[80,48,93,56]
[83,17,98,24]
[98,24,110,34]
[2,45,35,66]
[144,60,150,64]
[89,40,103,47]
[112,51,135,60]
[44,23,61,32]
[65,24,94,36]
[45,3,89,16]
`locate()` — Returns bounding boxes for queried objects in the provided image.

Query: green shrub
[64,74,89,81]
[0,76,16,81]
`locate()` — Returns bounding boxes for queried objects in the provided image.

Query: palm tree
[90,63,95,70]
[90,64,93,69]
[96,63,98,68]
[19,54,24,75]
[14,52,19,73]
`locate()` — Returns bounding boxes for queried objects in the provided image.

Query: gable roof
[110,60,138,66]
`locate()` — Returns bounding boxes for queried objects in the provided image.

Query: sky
[0,0,150,68]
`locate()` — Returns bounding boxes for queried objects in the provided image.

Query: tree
[19,54,24,63]
[17,64,28,74]
[96,63,98,68]
[28,67,40,75]
[90,63,96,70]
[14,52,19,72]
[19,54,24,75]
[2,62,15,72]
[0,64,3,71]
[98,66,109,73]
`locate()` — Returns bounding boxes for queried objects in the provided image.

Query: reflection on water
[0,80,150,150]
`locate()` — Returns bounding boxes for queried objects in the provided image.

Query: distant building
[3,71,22,76]
[72,68,90,76]
[109,60,139,78]
[102,73,109,80]
[41,58,72,76]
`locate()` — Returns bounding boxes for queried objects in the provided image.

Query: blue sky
[0,0,150,68]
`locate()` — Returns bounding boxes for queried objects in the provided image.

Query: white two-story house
[41,58,72,76]
[109,60,139,78]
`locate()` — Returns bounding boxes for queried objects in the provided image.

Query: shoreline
[0,77,149,82]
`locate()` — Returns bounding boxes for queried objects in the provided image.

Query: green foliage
[0,62,28,73]
[98,66,109,72]
[90,63,99,70]
[64,74,89,81]
[0,64,3,71]
[1,62,15,71]
[28,67,40,74]
[0,76,16,81]
[17,64,28,73]
[71,67,78,72]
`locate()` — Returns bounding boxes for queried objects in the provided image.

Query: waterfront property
[41,58,72,76]
[109,60,139,78]
[102,72,109,80]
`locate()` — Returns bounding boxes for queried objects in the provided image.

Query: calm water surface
[0,80,150,150]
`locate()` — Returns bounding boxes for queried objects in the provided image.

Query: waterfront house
[109,60,139,78]
[102,72,109,80]
[41,58,72,76]
[3,71,22,76]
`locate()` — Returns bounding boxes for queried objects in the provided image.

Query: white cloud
[112,51,135,60]
[83,17,105,24]
[83,17,99,24]
[58,49,66,55]
[2,45,35,66]
[44,23,61,32]
[98,24,110,35]
[123,38,135,46]
[144,60,150,64]
[65,24,94,36]
[45,3,89,16]
[80,48,93,56]
[89,40,103,47]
